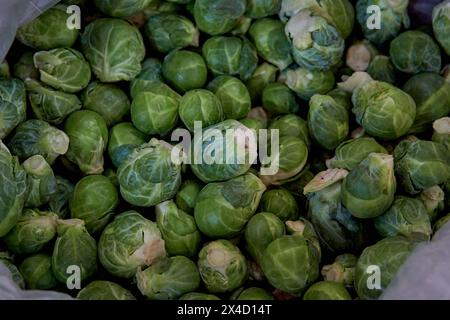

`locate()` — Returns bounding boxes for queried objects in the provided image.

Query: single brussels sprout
[108,122,147,168]
[77,280,136,300]
[137,256,200,300]
[64,110,109,175]
[355,236,416,300]
[0,257,26,289]
[231,287,274,300]
[156,201,201,258]
[26,80,81,125]
[13,52,39,81]
[268,114,310,147]
[260,189,299,221]
[321,253,357,287]
[130,58,163,98]
[303,281,351,300]
[341,153,396,219]
[418,186,445,222]
[8,119,69,164]
[433,0,450,55]
[0,79,27,139]
[16,5,79,50]
[262,83,299,116]
[394,139,450,194]
[346,40,379,72]
[246,0,281,18]
[208,76,251,120]
[246,63,278,101]
[145,13,199,53]
[3,209,58,255]
[194,0,247,35]
[195,173,266,238]
[48,176,74,218]
[0,60,10,78]
[403,73,450,134]
[356,0,410,45]
[434,213,450,233]
[178,89,224,132]
[162,50,207,92]
[280,67,335,100]
[374,196,432,240]
[94,0,153,17]
[81,19,145,82]
[179,292,220,300]
[81,82,130,127]
[117,139,181,207]
[366,55,396,85]
[19,254,57,290]
[198,240,249,293]
[52,219,97,284]
[22,155,57,208]
[326,137,388,171]
[248,19,293,70]
[175,180,202,214]
[433,117,450,153]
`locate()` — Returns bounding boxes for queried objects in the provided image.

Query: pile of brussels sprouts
[0,0,449,301]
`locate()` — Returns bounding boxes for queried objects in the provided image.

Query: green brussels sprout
[81,82,130,127]
[156,200,201,258]
[33,48,91,93]
[22,155,57,208]
[52,219,98,284]
[260,189,299,221]
[117,139,182,207]
[419,186,445,222]
[346,40,379,72]
[108,122,147,168]
[327,88,352,111]
[178,89,224,132]
[433,0,450,55]
[94,0,153,17]
[0,257,25,289]
[374,196,432,240]
[285,9,345,71]
[81,19,145,82]
[64,110,109,174]
[77,280,136,300]
[208,76,251,120]
[240,118,265,134]
[48,176,74,218]
[268,114,310,147]
[341,153,396,219]
[98,211,166,278]
[8,119,69,164]
[355,236,416,300]
[137,256,200,299]
[3,209,58,255]
[130,58,163,99]
[394,139,450,194]
[321,253,357,287]
[145,13,199,53]
[403,73,450,134]
[179,292,220,300]
[367,55,396,84]
[231,287,274,300]
[303,281,351,300]
[16,5,79,50]
[13,52,39,81]
[390,31,441,74]
[19,254,57,290]
[356,0,410,45]
[195,173,266,238]
[175,180,202,214]
[246,62,278,101]
[434,213,450,233]
[248,19,293,70]
[433,117,450,153]
[25,80,81,125]
[0,78,27,139]
[69,175,119,234]
[162,50,207,92]
[280,67,335,100]
[326,137,388,171]
[230,16,252,36]
[198,240,249,293]
[0,60,10,78]
[194,0,246,36]
[262,83,299,116]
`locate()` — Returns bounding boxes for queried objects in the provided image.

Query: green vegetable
[259,189,299,221]
[108,122,147,168]
[23,155,57,208]
[432,0,450,55]
[0,79,27,139]
[231,287,274,300]
[94,0,153,18]
[19,254,57,290]
[280,67,335,100]
[303,281,351,300]
[77,280,135,300]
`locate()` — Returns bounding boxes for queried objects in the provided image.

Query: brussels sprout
[262,83,299,116]
[137,256,200,299]
[156,201,201,258]
[198,240,249,293]
[108,122,147,168]
[374,196,432,240]
[194,0,247,36]
[13,52,39,81]
[0,257,26,289]
[117,139,182,207]
[303,281,351,300]
[25,80,81,125]
[268,114,310,147]
[327,88,352,111]
[341,153,396,219]
[231,287,274,300]
[175,180,202,214]
[22,155,57,208]
[248,19,293,70]
[94,0,153,17]
[162,50,207,92]
[433,0,450,55]
[77,280,136,300]
[195,173,266,238]
[433,117,450,153]
[247,107,270,127]
[0,78,27,139]
[280,67,335,100]
[64,110,109,175]
[246,63,278,101]
[246,0,281,18]
[81,82,131,127]
[178,89,223,132]
[345,40,379,72]
[434,213,450,233]
[240,118,265,135]
[321,253,357,287]
[367,55,396,84]
[208,76,251,120]
[0,60,10,78]
[394,139,450,194]
[3,209,58,255]
[81,19,145,82]
[19,254,57,290]
[8,119,69,164]
[145,13,199,53]
[179,292,220,300]
[52,219,97,284]
[260,189,299,221]
[390,31,441,74]
[403,73,450,134]
[48,176,74,218]
[419,186,445,222]
[16,5,79,50]
[355,236,416,300]
[130,58,163,98]
[326,137,388,171]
